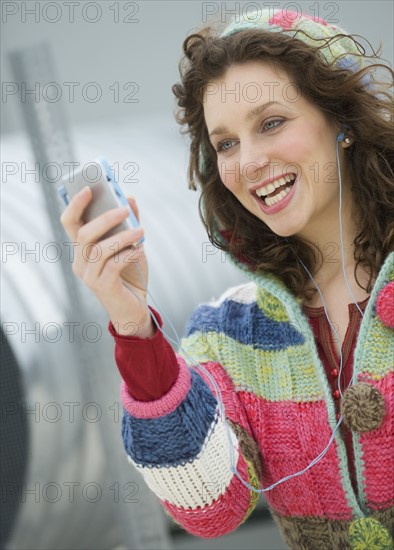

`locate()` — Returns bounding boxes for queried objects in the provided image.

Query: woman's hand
[60,186,154,337]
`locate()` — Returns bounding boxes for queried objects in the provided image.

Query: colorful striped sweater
[120,251,394,550]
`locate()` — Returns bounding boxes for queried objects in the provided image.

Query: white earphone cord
[124,132,363,493]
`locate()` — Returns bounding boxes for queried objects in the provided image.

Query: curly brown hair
[172,26,394,301]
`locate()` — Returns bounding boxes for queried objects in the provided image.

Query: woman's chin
[266,221,305,239]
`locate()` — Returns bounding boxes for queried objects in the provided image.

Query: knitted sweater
[120,251,394,550]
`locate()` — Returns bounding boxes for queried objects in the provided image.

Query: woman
[61,10,394,550]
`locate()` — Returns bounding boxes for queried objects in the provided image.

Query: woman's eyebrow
[246,100,282,120]
[208,101,282,138]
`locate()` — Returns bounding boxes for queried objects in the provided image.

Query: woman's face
[203,61,350,239]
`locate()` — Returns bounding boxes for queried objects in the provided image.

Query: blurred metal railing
[2,42,248,549]
[3,41,172,550]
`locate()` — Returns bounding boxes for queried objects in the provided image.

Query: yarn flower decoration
[376,281,394,328]
[269,11,329,31]
[349,517,393,549]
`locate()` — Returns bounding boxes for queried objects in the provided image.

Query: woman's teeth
[264,186,292,206]
[255,174,296,206]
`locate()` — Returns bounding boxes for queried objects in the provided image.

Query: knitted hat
[220,9,363,70]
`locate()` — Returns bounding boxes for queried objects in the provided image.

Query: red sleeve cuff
[108,307,180,402]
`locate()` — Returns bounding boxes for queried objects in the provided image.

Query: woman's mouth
[254,173,297,214]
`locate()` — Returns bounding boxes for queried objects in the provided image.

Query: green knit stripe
[179,330,218,364]
[180,331,323,401]
[240,456,261,523]
[352,431,367,513]
[354,252,394,377]
[356,321,393,380]
[351,252,394,517]
[256,286,289,321]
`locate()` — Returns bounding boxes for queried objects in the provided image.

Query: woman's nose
[239,140,270,184]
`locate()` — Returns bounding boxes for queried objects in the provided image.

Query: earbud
[337,125,352,146]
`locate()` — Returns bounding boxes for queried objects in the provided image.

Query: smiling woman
[60,8,394,550]
[173,18,393,304]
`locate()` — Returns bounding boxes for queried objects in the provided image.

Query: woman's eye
[216,139,237,153]
[214,119,284,152]
[263,119,283,131]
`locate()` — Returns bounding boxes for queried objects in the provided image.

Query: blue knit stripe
[122,369,217,467]
[185,300,305,350]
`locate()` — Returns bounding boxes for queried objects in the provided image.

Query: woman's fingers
[60,187,147,297]
[97,245,145,294]
[73,225,144,284]
[60,188,142,245]
[61,187,134,249]
[59,187,149,333]
[127,196,140,223]
[76,205,131,245]
[60,186,92,241]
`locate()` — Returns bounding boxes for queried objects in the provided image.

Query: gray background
[2,0,393,136]
[1,2,393,550]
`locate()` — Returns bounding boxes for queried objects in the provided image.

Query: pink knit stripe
[359,371,394,509]
[195,361,258,436]
[121,358,191,419]
[238,392,354,519]
[162,452,253,538]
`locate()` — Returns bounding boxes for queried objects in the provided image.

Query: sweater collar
[216,225,393,312]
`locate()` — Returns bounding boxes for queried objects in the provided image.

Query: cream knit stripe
[206,282,257,308]
[128,413,239,509]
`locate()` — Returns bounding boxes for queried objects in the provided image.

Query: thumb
[126,195,140,223]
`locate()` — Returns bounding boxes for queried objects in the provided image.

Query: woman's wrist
[109,310,156,339]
